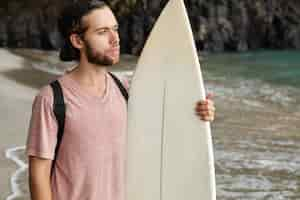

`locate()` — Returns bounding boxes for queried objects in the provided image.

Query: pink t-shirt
[26,72,128,200]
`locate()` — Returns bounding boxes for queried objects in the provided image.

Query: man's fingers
[195,110,214,116]
[195,104,215,112]
[197,99,214,107]
[195,95,215,122]
[196,101,207,106]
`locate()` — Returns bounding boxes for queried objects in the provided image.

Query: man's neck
[69,60,108,90]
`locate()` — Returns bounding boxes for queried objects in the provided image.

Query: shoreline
[5,146,27,200]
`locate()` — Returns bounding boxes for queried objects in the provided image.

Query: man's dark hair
[57,0,108,61]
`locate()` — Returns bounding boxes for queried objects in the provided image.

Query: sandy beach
[0,48,39,200]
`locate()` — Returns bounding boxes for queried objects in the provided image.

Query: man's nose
[110,30,119,45]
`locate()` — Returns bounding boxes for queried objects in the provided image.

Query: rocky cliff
[1,0,300,54]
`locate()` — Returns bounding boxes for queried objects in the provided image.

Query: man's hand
[195,93,215,122]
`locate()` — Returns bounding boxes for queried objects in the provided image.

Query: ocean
[202,50,300,199]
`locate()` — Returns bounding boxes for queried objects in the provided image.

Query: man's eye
[98,30,108,34]
[97,27,118,34]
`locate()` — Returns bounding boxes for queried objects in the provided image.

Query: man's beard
[84,40,118,66]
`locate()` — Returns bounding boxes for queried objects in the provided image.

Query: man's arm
[28,156,53,200]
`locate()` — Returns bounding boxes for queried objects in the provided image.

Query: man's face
[81,7,120,66]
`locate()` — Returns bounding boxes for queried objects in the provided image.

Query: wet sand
[0,48,38,200]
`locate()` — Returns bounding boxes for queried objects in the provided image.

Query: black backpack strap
[50,80,66,175]
[108,72,129,102]
[49,73,127,176]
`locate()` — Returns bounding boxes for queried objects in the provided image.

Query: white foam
[5,146,28,200]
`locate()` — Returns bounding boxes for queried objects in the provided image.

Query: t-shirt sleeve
[26,92,58,160]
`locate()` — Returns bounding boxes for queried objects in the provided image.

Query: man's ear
[69,33,84,50]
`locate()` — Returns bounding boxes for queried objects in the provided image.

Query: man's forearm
[29,172,53,200]
[28,156,53,200]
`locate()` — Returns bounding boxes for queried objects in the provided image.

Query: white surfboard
[126,0,216,200]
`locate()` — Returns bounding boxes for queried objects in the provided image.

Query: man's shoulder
[36,74,67,99]
[34,81,56,106]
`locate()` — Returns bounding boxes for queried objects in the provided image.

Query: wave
[5,146,27,200]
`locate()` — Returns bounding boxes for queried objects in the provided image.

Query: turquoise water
[201,50,300,110]
[204,50,300,87]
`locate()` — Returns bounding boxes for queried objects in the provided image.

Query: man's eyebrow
[94,24,119,32]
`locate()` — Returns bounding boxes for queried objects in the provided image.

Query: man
[26,1,216,200]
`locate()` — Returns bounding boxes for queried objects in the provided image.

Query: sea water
[202,50,300,199]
